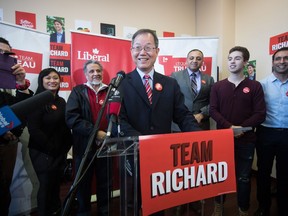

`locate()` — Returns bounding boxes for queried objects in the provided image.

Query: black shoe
[254,208,270,216]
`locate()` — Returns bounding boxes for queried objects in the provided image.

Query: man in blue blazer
[171,49,214,131]
[118,29,200,216]
[50,19,65,43]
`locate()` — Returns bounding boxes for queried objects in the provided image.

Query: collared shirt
[84,82,108,94]
[260,73,288,128]
[187,68,201,93]
[137,68,154,90]
[56,31,63,43]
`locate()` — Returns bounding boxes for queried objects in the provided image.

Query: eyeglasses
[0,48,15,55]
[131,46,156,53]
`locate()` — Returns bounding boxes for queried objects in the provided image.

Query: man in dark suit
[171,49,214,215]
[171,49,214,131]
[50,19,65,43]
[118,29,200,215]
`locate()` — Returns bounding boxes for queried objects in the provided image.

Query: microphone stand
[61,81,118,216]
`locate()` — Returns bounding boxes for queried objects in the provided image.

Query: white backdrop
[1,21,50,215]
[156,36,219,80]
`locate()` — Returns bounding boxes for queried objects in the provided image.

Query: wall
[1,0,196,43]
[195,0,288,81]
[195,0,236,80]
[2,0,287,79]
[235,0,288,80]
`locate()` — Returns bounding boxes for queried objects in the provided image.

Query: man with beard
[171,49,214,131]
[66,60,109,216]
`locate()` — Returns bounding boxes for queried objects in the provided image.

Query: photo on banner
[244,60,256,80]
[47,15,65,43]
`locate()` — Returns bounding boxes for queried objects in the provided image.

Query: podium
[97,136,140,216]
[96,128,243,215]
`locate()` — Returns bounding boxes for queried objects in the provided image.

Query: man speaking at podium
[118,29,200,215]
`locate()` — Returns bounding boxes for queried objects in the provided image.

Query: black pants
[29,148,66,216]
[0,142,18,216]
[255,126,288,216]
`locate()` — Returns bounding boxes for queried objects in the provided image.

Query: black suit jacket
[118,69,200,137]
[171,69,214,130]
[50,31,65,43]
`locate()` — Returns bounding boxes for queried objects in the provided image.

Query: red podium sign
[139,129,236,215]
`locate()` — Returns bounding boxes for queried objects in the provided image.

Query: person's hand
[231,125,244,138]
[97,130,107,140]
[194,113,204,124]
[11,63,26,85]
[3,131,17,141]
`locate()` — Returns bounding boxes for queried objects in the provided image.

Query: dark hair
[272,47,288,61]
[187,49,204,58]
[0,37,12,49]
[132,29,159,48]
[35,68,61,95]
[53,19,63,25]
[229,46,250,62]
[83,60,103,74]
[247,63,255,68]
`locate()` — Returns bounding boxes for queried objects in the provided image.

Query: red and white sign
[156,37,218,81]
[49,42,71,91]
[71,32,219,88]
[269,32,288,55]
[12,49,43,74]
[1,21,50,215]
[139,129,236,215]
[71,31,134,87]
[15,11,36,29]
[158,55,212,77]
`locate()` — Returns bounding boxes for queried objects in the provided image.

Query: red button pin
[155,83,163,91]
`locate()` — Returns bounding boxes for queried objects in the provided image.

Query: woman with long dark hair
[27,68,72,216]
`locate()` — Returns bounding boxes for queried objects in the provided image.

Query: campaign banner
[71,32,219,88]
[0,21,50,92]
[156,37,218,80]
[15,11,36,29]
[12,49,43,74]
[49,42,72,91]
[269,32,288,55]
[0,21,49,215]
[139,129,236,215]
[71,31,134,87]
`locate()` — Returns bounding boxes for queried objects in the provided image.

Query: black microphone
[106,92,122,138]
[111,71,125,89]
[11,90,54,119]
[0,90,54,135]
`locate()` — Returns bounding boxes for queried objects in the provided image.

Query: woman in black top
[27,68,72,216]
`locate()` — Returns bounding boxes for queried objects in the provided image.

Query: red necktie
[144,75,152,104]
